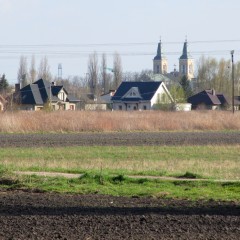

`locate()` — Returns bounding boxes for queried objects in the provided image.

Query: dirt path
[14,171,240,183]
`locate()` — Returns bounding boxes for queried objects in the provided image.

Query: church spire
[153,39,168,74]
[154,40,163,60]
[179,39,194,80]
[180,40,191,59]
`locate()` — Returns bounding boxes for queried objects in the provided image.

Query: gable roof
[19,79,79,105]
[188,90,222,106]
[67,94,81,102]
[112,81,163,102]
[20,84,43,105]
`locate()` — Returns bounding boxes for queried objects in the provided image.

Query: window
[182,65,186,74]
[130,91,136,96]
[119,105,122,110]
[133,106,137,110]
[157,65,160,73]
[163,64,167,74]
[189,64,193,74]
[143,106,147,110]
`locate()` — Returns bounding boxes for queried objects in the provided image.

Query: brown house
[188,89,240,110]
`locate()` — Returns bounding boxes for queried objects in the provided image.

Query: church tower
[179,40,194,80]
[153,40,168,74]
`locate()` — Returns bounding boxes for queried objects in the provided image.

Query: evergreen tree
[179,75,193,99]
[0,74,9,94]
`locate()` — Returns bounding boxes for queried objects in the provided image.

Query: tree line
[1,54,240,103]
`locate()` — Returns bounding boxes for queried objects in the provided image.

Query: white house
[111,81,173,111]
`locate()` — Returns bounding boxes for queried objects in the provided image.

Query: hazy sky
[0,0,240,83]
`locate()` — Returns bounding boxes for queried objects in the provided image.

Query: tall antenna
[58,63,62,81]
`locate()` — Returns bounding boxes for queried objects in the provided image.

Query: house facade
[14,79,80,111]
[111,81,173,111]
[188,89,240,110]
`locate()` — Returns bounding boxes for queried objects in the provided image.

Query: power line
[0,39,240,48]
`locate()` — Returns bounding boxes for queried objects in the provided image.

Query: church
[153,40,195,81]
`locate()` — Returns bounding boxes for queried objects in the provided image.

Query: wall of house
[57,89,67,102]
[112,102,126,111]
[112,102,151,111]
[174,103,192,111]
[150,83,173,108]
[85,104,107,111]
[18,104,37,111]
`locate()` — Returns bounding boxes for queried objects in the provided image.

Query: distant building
[111,81,173,111]
[153,40,168,75]
[188,89,240,110]
[13,79,80,111]
[153,39,195,83]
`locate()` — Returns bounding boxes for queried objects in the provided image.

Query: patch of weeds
[111,174,125,183]
[178,171,201,179]
[136,178,149,184]
[0,178,19,185]
[221,182,240,187]
[173,181,209,187]
[94,174,104,185]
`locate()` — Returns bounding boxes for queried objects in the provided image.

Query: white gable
[122,87,142,99]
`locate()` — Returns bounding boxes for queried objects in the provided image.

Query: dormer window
[122,87,141,99]
[130,91,136,96]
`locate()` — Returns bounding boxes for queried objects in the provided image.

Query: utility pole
[49,83,52,111]
[231,50,235,114]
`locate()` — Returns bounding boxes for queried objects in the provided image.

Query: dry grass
[1,146,240,180]
[0,111,240,132]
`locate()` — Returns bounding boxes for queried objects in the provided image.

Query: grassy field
[0,145,239,180]
[1,172,239,201]
[0,145,239,201]
[0,119,239,201]
[0,110,240,132]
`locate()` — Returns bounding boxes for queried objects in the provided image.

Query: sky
[0,0,240,84]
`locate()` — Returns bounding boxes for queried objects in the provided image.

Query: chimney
[15,83,20,93]
[52,82,56,86]
[212,89,215,95]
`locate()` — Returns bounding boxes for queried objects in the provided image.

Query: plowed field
[0,132,239,239]
[0,131,240,147]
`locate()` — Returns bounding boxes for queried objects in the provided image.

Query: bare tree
[113,52,123,89]
[38,56,52,81]
[29,55,37,83]
[197,56,233,96]
[17,55,28,87]
[101,53,108,94]
[88,52,98,98]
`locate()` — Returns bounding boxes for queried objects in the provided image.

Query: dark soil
[1,132,239,239]
[0,131,240,147]
[0,190,239,240]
